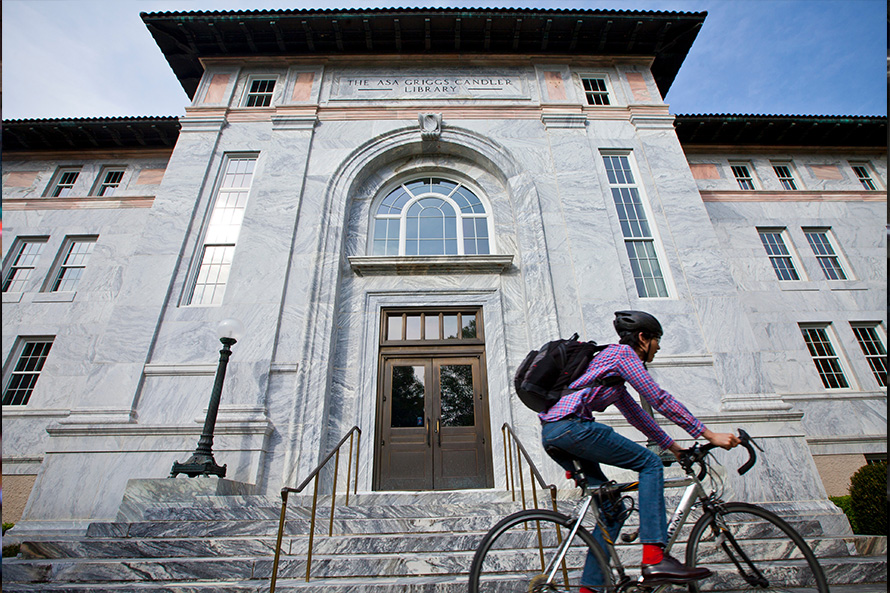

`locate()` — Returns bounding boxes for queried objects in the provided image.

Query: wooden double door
[375,353,493,490]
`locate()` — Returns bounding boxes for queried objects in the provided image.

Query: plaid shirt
[538,344,705,450]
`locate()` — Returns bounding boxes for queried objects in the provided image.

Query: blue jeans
[541,416,667,589]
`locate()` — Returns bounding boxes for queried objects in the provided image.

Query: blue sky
[2,0,886,120]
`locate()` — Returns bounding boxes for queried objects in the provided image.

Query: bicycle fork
[711,515,770,588]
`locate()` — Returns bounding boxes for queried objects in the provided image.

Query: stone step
[4,533,874,584]
[2,553,884,591]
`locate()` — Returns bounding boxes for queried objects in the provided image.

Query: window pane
[405,315,421,340]
[461,313,477,338]
[800,326,849,389]
[3,339,53,406]
[387,315,403,340]
[443,315,459,339]
[424,315,439,340]
[852,325,887,387]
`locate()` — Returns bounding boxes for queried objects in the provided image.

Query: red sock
[642,544,664,565]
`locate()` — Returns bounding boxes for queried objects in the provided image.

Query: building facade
[2,8,886,534]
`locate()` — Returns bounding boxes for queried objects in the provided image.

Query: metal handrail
[270,425,361,591]
[501,423,559,513]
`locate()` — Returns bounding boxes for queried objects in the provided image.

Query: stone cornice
[348,254,513,276]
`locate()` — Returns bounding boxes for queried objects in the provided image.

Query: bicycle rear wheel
[685,501,829,593]
[468,508,612,593]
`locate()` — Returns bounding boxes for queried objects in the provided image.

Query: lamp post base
[170,454,227,479]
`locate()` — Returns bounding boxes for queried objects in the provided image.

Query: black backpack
[513,333,611,413]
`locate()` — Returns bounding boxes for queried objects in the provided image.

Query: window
[188,156,257,306]
[2,338,54,405]
[48,237,97,292]
[371,177,490,257]
[851,163,878,190]
[3,238,48,292]
[851,324,887,387]
[243,78,276,107]
[382,309,482,343]
[803,229,847,280]
[758,229,800,281]
[772,163,798,190]
[581,77,610,105]
[603,154,669,298]
[46,167,81,197]
[94,168,125,196]
[800,325,849,389]
[730,163,756,190]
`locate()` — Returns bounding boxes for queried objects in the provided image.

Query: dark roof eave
[674,114,888,148]
[2,116,181,152]
[140,8,707,100]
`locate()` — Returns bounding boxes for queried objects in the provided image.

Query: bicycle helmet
[613,310,663,340]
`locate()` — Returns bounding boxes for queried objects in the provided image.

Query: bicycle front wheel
[685,501,829,593]
[468,508,612,593]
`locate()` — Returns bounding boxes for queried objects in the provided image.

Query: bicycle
[467,429,829,593]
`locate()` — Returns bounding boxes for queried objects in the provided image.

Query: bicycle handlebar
[676,429,763,479]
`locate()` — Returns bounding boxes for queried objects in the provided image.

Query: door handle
[436,418,441,447]
[426,417,431,447]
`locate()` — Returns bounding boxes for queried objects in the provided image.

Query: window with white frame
[3,237,48,292]
[850,163,878,190]
[730,163,756,190]
[243,78,276,107]
[580,77,610,105]
[851,323,887,388]
[757,228,800,281]
[800,324,849,389]
[603,154,669,298]
[772,163,799,190]
[48,237,97,292]
[45,167,81,197]
[93,168,125,196]
[371,177,490,257]
[803,228,848,280]
[2,337,54,405]
[187,156,257,306]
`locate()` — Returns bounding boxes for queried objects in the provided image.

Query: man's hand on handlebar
[701,428,741,450]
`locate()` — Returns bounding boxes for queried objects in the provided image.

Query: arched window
[372,178,490,256]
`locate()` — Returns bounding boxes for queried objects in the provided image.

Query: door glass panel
[391,365,425,428]
[440,364,475,427]
[461,313,477,338]
[405,315,422,340]
[424,315,439,340]
[443,315,459,339]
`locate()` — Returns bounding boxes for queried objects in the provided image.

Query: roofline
[2,116,181,152]
[141,7,707,100]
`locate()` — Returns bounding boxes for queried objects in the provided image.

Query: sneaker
[640,554,712,585]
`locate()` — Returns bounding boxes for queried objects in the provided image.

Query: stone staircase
[2,479,886,592]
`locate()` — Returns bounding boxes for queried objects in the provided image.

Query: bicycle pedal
[620,529,639,543]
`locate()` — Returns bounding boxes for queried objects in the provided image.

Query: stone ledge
[348,254,513,276]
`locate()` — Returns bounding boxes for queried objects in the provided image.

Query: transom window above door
[372,177,490,256]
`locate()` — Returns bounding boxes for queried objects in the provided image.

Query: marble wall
[2,58,884,532]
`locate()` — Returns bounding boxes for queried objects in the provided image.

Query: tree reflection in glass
[391,365,425,427]
[440,364,475,427]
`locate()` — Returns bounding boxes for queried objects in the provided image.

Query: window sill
[827,280,867,291]
[777,281,819,292]
[2,292,24,303]
[348,254,513,276]
[33,291,76,303]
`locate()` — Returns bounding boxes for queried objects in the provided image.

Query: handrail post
[354,430,361,499]
[516,440,527,509]
[306,473,320,582]
[329,449,340,536]
[345,432,354,506]
[270,489,289,593]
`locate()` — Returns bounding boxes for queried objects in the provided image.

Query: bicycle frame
[538,462,711,591]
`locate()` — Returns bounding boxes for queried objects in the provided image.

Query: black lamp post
[171,318,245,479]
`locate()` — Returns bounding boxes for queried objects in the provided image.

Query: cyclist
[539,310,740,592]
